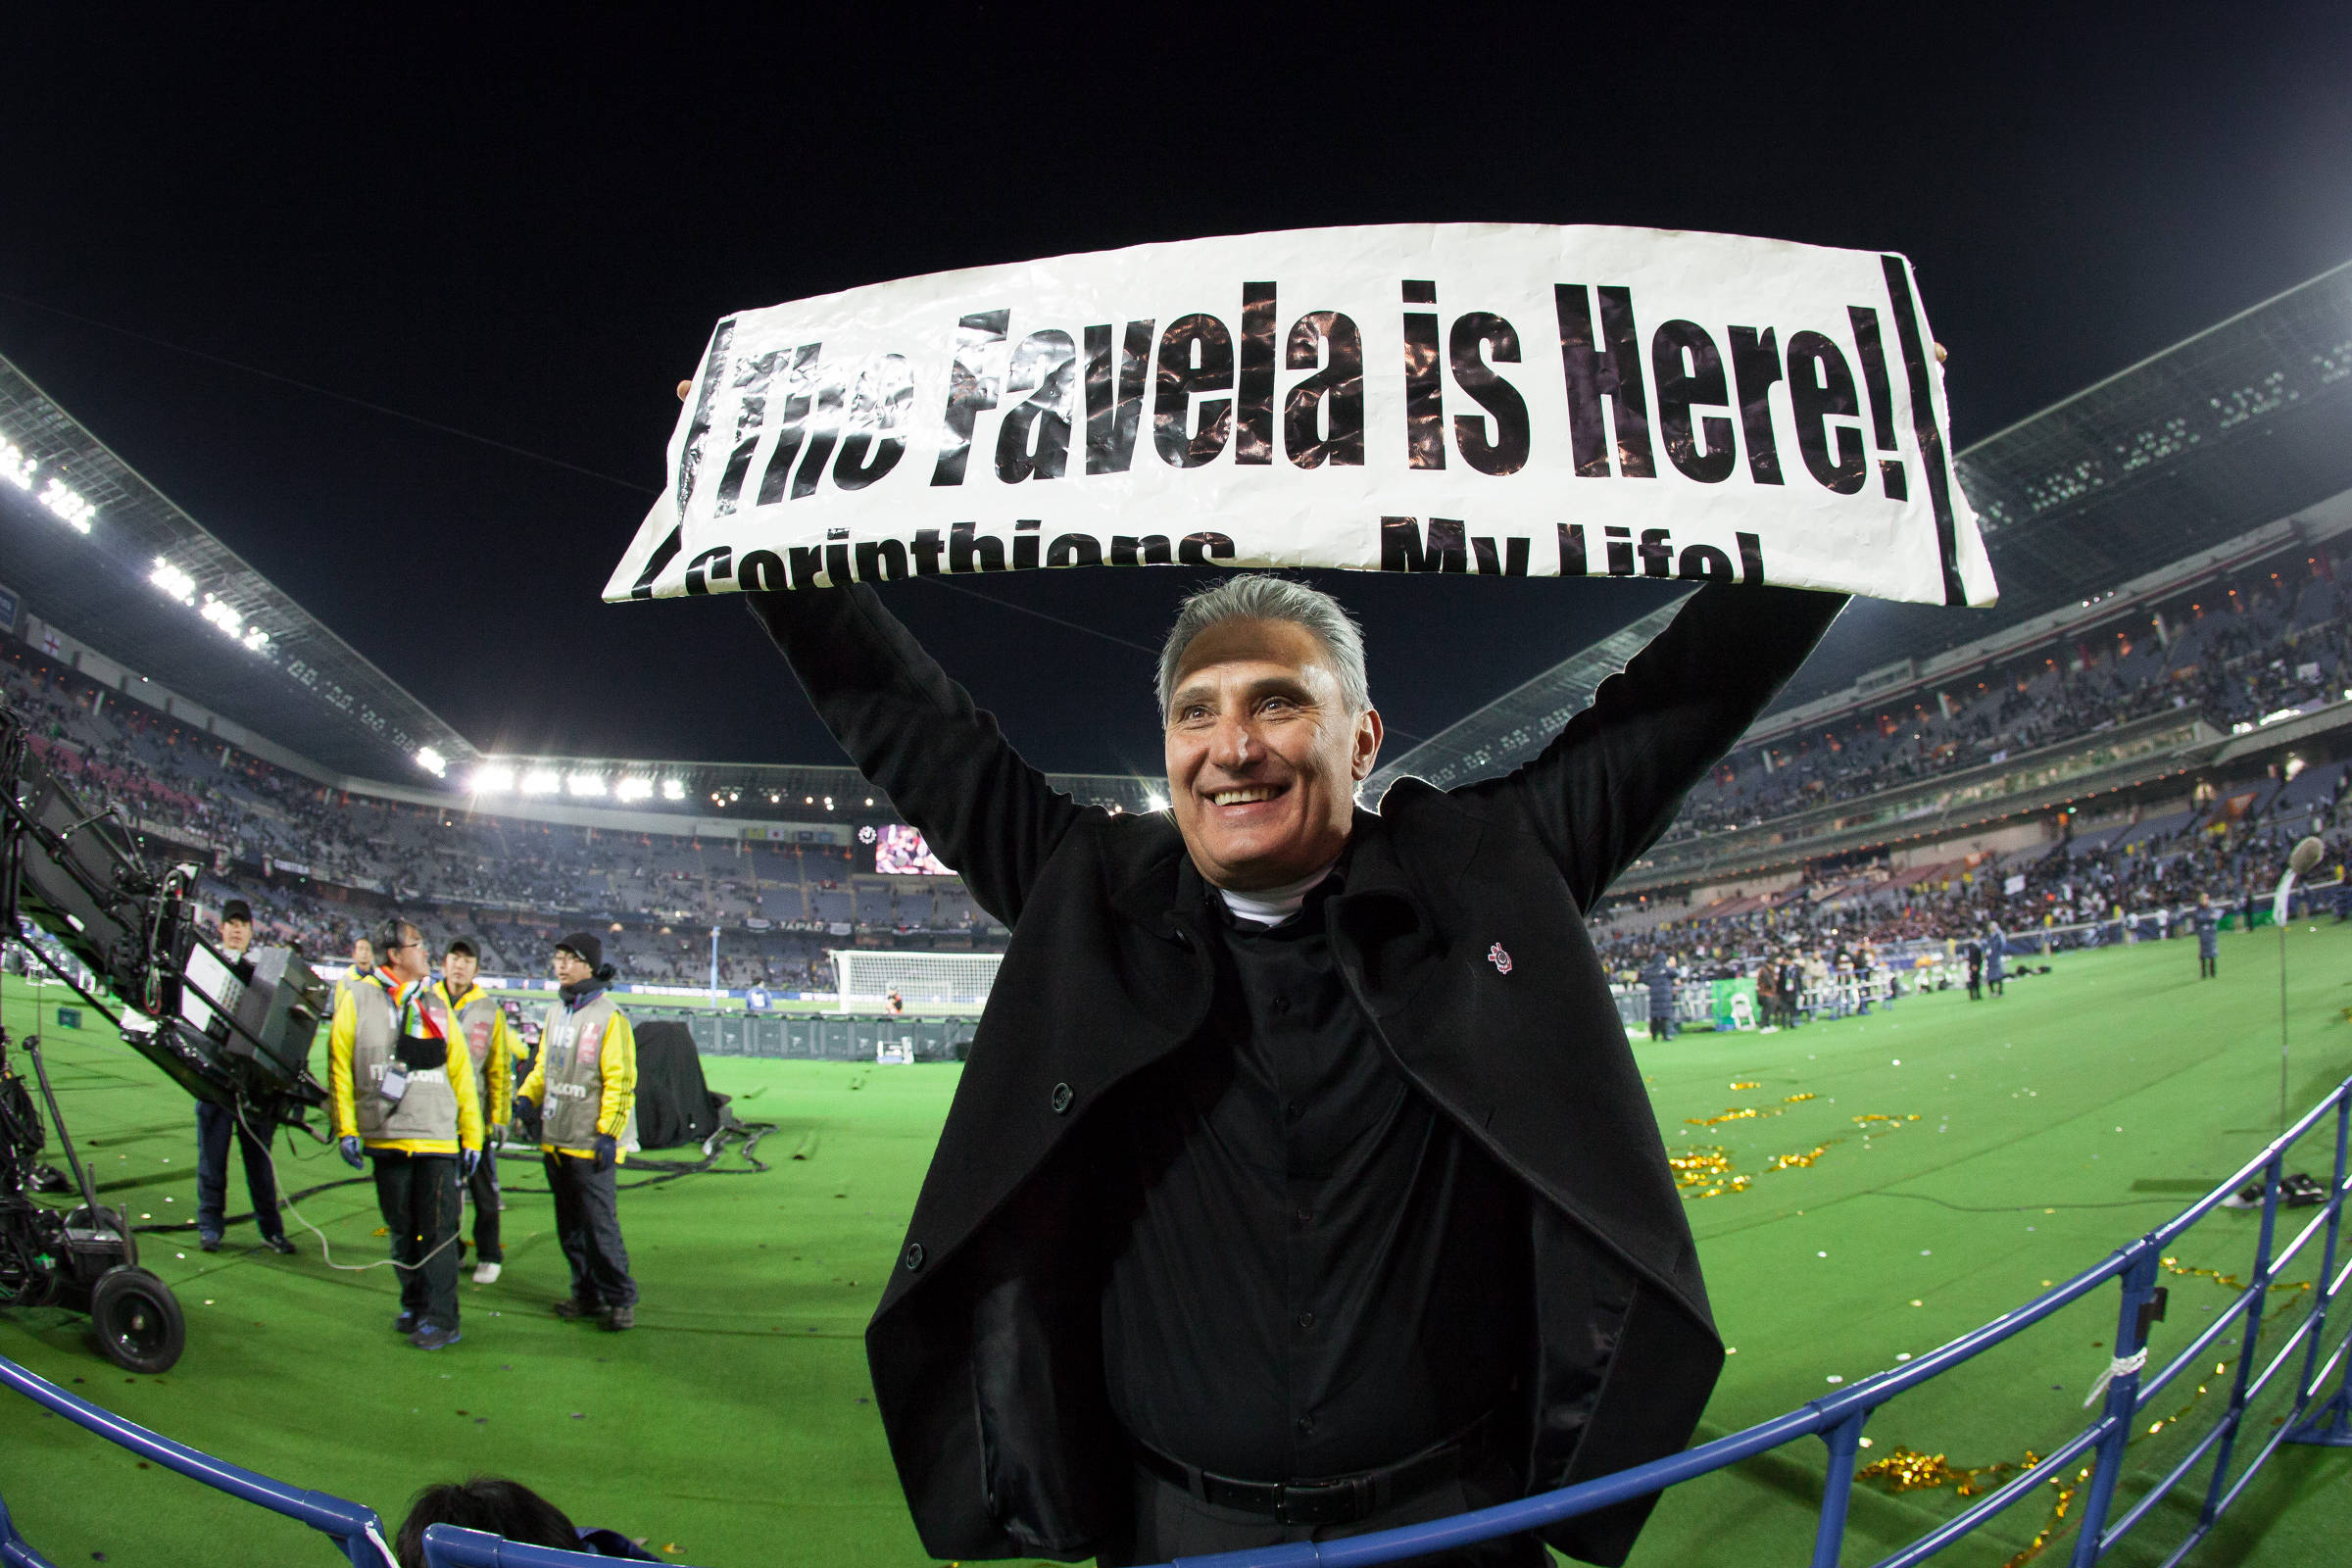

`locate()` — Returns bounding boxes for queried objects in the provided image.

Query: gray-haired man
[752,571,1841,1565]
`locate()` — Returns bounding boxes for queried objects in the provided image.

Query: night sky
[4,9,2348,778]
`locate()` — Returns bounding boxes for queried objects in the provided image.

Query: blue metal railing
[5,1077,2349,1568]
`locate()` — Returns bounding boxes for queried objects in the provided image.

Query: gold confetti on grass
[1730,1080,1761,1091]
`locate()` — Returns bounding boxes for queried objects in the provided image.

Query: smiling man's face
[1163,616,1382,892]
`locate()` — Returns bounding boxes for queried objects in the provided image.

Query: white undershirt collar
[1216,859,1339,927]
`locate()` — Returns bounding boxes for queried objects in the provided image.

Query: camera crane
[2,699,332,1372]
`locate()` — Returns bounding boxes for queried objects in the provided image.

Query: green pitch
[3,921,2349,1567]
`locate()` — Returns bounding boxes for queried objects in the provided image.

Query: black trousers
[545,1153,636,1307]
[371,1151,461,1329]
[461,1146,503,1263]
[1117,1449,1543,1567]
[194,1100,284,1243]
[2200,954,2218,978]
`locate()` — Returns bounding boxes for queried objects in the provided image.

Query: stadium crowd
[5,537,2347,1000]
[1666,544,2350,839]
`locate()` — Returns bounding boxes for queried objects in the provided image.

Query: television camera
[2,701,332,1372]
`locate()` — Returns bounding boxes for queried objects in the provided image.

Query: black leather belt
[1133,1414,1493,1528]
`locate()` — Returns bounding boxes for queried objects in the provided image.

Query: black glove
[514,1095,536,1122]
[338,1136,365,1170]
[591,1133,617,1174]
[459,1148,481,1182]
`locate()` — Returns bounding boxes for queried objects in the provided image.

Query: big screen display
[874,823,955,876]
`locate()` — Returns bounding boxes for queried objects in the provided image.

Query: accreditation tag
[378,1062,410,1105]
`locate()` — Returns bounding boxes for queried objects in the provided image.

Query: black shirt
[1098,862,1530,1481]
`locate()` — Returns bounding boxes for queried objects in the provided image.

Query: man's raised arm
[1463,584,1846,912]
[747,585,1082,928]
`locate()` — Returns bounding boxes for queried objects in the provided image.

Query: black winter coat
[750,580,1844,1566]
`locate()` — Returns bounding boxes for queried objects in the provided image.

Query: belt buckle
[1274,1475,1362,1528]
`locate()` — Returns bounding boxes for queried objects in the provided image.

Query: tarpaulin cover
[607,223,1994,609]
[631,1021,721,1151]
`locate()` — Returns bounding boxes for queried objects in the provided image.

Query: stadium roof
[0,351,475,782]
[1363,598,1688,801]
[1781,254,2352,704]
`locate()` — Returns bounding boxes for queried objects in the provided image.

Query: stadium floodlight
[659,778,685,802]
[415,746,448,778]
[37,475,96,533]
[239,627,270,652]
[149,559,197,606]
[1144,791,1168,812]
[520,766,563,796]
[2260,709,2300,726]
[566,772,608,798]
[823,796,834,810]
[0,438,33,489]
[470,764,515,794]
[614,776,654,803]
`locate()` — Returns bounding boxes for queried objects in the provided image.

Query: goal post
[829,949,1004,1014]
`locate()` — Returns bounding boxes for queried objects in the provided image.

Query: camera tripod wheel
[87,1266,183,1374]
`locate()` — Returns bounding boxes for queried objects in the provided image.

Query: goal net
[830,949,1004,1013]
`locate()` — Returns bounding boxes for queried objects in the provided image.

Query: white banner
[606,223,1994,608]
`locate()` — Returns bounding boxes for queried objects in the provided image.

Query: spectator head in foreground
[1155,574,1383,891]
[348,935,374,975]
[554,930,614,988]
[394,1475,656,1564]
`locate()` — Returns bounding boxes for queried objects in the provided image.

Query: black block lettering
[824,538,853,588]
[628,523,683,601]
[1639,527,1674,578]
[1047,533,1102,567]
[1650,320,1737,484]
[1846,306,1907,500]
[1380,515,1467,573]
[930,309,1010,486]
[1013,517,1041,570]
[1603,525,1635,577]
[1403,286,1446,469]
[1677,544,1736,581]
[1180,532,1237,565]
[754,344,823,507]
[1449,313,1531,476]
[791,380,845,500]
[1237,283,1277,465]
[671,317,735,519]
[715,348,790,515]
[1557,522,1588,576]
[1472,535,1531,575]
[855,539,909,582]
[1788,330,1867,495]
[1111,534,1173,566]
[1283,312,1364,468]
[684,546,733,595]
[1084,320,1154,475]
[950,521,1005,572]
[1738,531,1766,585]
[788,545,826,590]
[910,528,945,576]
[1553,285,1655,477]
[834,354,913,492]
[996,331,1078,483]
[738,549,786,592]
[1727,326,1785,485]
[1153,315,1235,468]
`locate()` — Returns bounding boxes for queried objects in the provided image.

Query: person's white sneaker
[472,1261,502,1285]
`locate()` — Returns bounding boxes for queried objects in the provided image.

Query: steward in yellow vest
[327,919,481,1350]
[437,937,524,1285]
[514,931,639,1331]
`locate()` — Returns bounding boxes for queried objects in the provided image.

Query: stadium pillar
[709,924,720,1014]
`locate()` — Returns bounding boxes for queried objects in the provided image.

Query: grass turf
[0,920,2348,1566]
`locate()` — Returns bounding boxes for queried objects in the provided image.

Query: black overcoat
[750,581,1844,1566]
